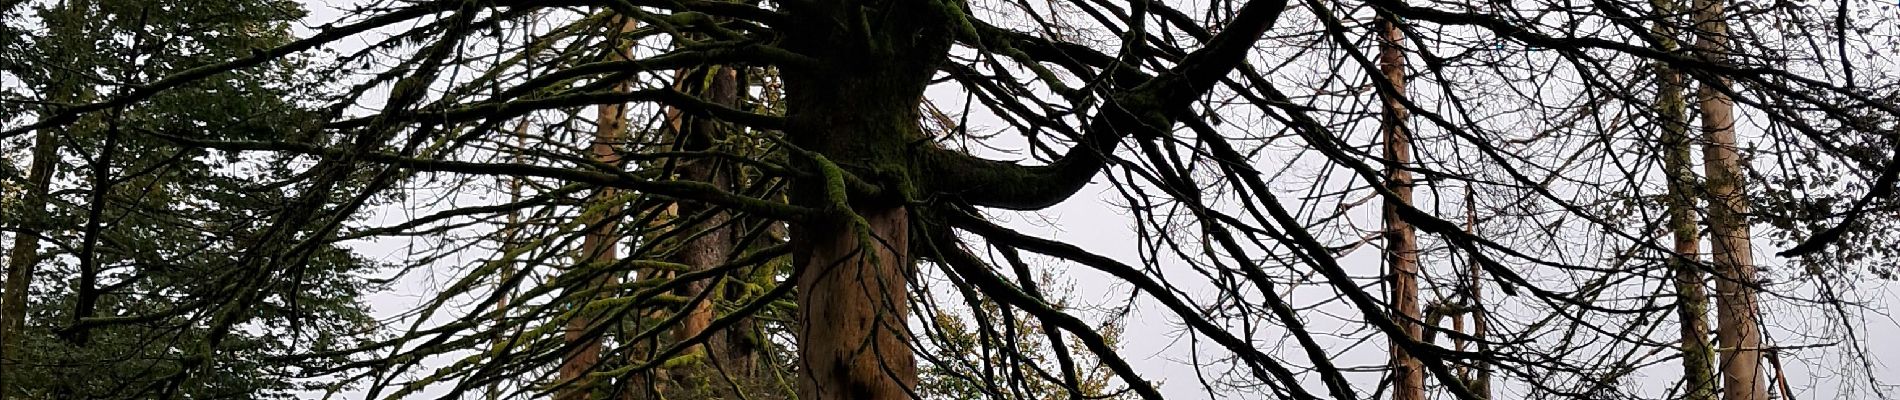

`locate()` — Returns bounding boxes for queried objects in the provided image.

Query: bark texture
[671,66,738,349]
[1693,0,1768,398]
[665,65,755,398]
[778,0,952,397]
[1651,4,1717,398]
[1378,14,1424,400]
[793,206,914,400]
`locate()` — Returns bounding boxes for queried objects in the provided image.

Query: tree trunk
[558,15,638,400]
[2,2,91,394]
[780,79,926,399]
[670,68,737,356]
[665,65,753,398]
[1464,186,1490,400]
[0,128,55,400]
[793,206,914,400]
[1377,14,1424,400]
[1692,0,1768,398]
[1652,3,1718,398]
[776,1,951,398]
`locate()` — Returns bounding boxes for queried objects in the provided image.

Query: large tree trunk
[792,206,914,400]
[1377,14,1424,400]
[776,0,952,398]
[780,79,928,400]
[1692,0,1768,399]
[1651,3,1717,398]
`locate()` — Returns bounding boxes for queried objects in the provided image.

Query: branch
[0,0,480,140]
[949,211,1328,400]
[493,42,818,101]
[919,224,1168,400]
[924,0,1291,210]
[328,88,787,132]
[146,133,816,222]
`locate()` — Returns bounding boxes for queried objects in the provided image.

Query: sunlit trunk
[1377,13,1424,400]
[792,206,914,400]
[1692,0,1768,398]
[1651,3,1717,398]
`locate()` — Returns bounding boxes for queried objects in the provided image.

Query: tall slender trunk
[0,129,56,400]
[1,1,89,392]
[665,65,751,397]
[1377,14,1424,400]
[490,119,529,400]
[672,68,737,347]
[625,72,690,400]
[1652,3,1717,398]
[1692,0,1768,398]
[558,15,638,400]
[1464,186,1490,400]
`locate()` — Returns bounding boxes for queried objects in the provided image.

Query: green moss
[933,0,980,44]
[660,348,708,369]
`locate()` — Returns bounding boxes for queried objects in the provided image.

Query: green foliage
[1,0,377,398]
[12,246,377,399]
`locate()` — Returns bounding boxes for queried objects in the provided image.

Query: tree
[1375,9,1424,400]
[1649,0,1717,397]
[0,0,377,398]
[6,0,1900,399]
[1690,0,1769,398]
[554,15,637,400]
